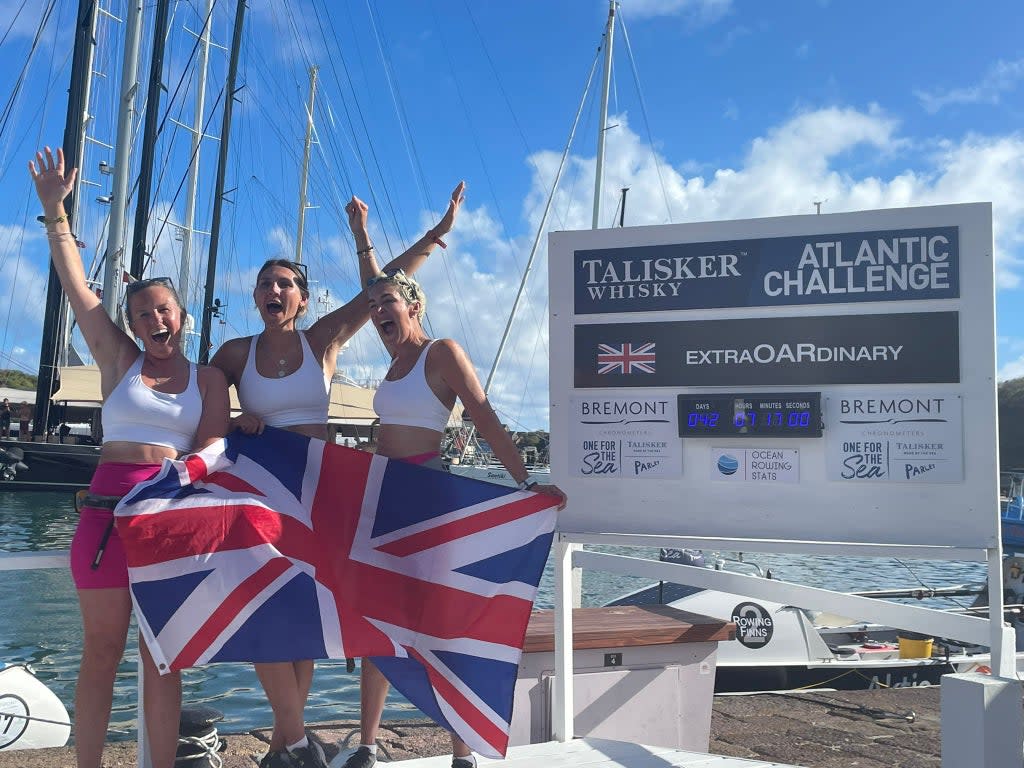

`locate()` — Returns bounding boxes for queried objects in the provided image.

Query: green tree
[999,377,1024,470]
[0,369,37,391]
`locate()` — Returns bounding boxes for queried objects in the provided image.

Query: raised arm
[28,147,136,371]
[307,182,466,356]
[352,181,466,285]
[433,339,567,509]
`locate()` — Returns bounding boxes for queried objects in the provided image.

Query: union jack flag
[114,429,558,757]
[597,342,656,374]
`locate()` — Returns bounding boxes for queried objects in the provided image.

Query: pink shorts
[400,451,444,471]
[70,462,161,589]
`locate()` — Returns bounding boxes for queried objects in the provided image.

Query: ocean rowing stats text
[678,392,823,438]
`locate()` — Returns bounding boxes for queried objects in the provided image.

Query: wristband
[517,479,537,491]
[428,230,447,249]
[356,245,375,255]
[37,213,68,225]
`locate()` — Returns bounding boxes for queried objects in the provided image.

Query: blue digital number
[688,412,721,429]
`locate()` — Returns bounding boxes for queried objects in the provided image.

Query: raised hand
[345,195,368,235]
[432,180,466,237]
[28,147,77,210]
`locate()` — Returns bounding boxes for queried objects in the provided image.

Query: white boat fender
[0,664,71,751]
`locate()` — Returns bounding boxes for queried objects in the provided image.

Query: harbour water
[0,490,987,740]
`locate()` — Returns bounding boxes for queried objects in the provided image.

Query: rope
[177,727,226,768]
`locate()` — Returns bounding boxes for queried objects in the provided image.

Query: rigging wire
[617,9,675,223]
[314,0,403,258]
[0,0,58,144]
[363,0,431,220]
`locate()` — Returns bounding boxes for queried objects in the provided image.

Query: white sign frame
[549,203,998,551]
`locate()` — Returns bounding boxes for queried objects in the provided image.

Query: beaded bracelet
[356,245,375,256]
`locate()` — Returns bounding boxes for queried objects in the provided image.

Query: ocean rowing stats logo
[597,342,656,374]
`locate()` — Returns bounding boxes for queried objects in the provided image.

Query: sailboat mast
[129,0,172,280]
[178,0,216,344]
[592,0,616,229]
[101,0,144,317]
[57,3,100,368]
[456,40,606,463]
[32,0,99,438]
[199,0,248,364]
[295,65,319,265]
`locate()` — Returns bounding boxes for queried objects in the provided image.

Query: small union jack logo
[597,342,656,374]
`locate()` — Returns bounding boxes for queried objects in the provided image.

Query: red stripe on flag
[204,470,264,496]
[376,496,554,557]
[337,563,535,648]
[183,454,210,484]
[119,505,316,567]
[407,647,508,757]
[173,557,292,669]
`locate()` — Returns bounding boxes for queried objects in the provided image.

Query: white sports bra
[237,331,330,427]
[101,353,203,452]
[373,340,451,432]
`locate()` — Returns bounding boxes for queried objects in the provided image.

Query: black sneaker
[259,751,297,768]
[342,746,378,768]
[289,741,329,768]
[452,758,475,768]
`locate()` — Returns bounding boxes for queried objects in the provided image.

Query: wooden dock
[0,687,943,768]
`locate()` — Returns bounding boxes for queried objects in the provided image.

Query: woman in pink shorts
[30,147,229,768]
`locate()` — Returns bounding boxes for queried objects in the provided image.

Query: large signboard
[549,204,997,550]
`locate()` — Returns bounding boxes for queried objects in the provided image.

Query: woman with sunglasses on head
[29,148,230,768]
[341,197,567,768]
[210,182,465,768]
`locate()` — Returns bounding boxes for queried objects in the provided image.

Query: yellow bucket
[898,635,934,659]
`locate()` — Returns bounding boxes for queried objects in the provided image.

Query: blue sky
[0,0,1022,430]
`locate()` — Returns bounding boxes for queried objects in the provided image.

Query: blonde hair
[368,269,426,320]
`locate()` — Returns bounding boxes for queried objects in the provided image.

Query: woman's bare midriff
[100,442,180,465]
[375,424,443,460]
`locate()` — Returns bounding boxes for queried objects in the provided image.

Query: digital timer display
[677,391,823,438]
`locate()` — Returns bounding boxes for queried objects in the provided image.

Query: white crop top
[373,340,452,432]
[102,353,203,452]
[237,331,330,427]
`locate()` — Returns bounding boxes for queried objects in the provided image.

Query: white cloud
[433,106,1024,426]
[0,224,49,372]
[917,58,1024,114]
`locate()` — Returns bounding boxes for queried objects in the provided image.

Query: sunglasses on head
[366,268,409,288]
[283,260,308,283]
[125,276,175,295]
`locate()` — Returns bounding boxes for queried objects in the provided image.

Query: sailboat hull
[0,439,98,491]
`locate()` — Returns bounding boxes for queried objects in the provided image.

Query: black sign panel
[574,226,960,314]
[574,311,960,387]
[678,391,823,438]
